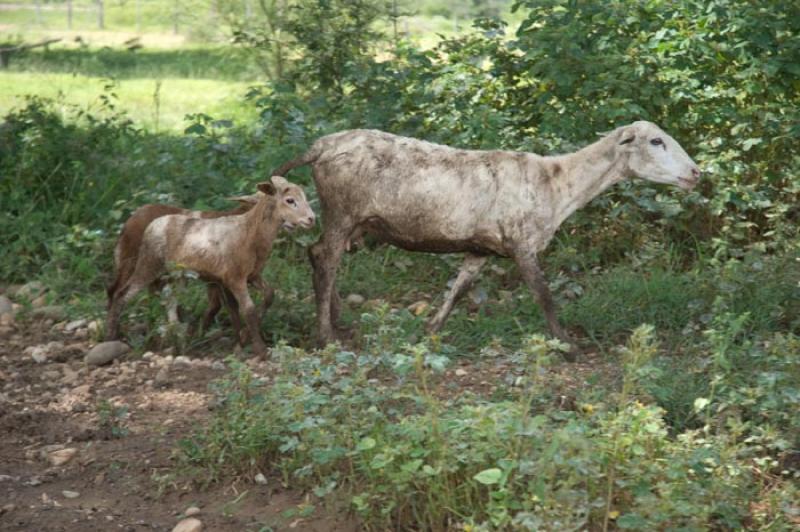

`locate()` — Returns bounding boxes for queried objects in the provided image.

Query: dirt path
[0,320,356,532]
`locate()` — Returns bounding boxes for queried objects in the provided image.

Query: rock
[0,295,12,317]
[184,506,201,517]
[407,301,429,316]
[211,361,226,371]
[42,370,61,381]
[154,366,170,387]
[346,293,366,306]
[455,368,468,377]
[64,319,87,333]
[48,448,77,466]
[85,342,130,366]
[62,490,80,499]
[31,305,66,321]
[62,366,79,385]
[173,355,192,367]
[172,518,203,532]
[31,294,48,308]
[1,503,16,514]
[254,472,268,485]
[29,346,49,364]
[142,351,155,360]
[15,281,45,300]
[87,320,102,336]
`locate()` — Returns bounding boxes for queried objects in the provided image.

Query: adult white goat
[274,121,701,358]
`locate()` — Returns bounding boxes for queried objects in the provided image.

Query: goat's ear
[227,193,260,206]
[257,182,277,196]
[619,135,635,146]
[270,175,290,191]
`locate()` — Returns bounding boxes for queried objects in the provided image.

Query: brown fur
[107,200,277,339]
[105,177,315,357]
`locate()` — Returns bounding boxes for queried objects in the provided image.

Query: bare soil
[0,319,358,532]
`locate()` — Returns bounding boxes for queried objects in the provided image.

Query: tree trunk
[67,0,73,30]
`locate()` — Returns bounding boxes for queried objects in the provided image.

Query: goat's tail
[272,144,322,177]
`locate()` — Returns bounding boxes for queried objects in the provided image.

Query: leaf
[694,397,710,412]
[184,123,207,135]
[473,468,502,485]
[356,437,376,452]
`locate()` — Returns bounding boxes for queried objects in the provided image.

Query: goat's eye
[286,198,296,206]
[650,138,664,146]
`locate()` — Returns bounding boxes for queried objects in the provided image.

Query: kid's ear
[257,182,277,196]
[227,193,261,206]
[270,175,290,190]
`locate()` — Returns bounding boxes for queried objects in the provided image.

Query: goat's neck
[244,197,280,258]
[547,134,630,228]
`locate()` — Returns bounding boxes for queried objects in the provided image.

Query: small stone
[184,506,201,517]
[254,473,268,485]
[64,319,87,333]
[62,367,79,385]
[155,366,170,387]
[48,448,77,466]
[31,294,47,308]
[31,305,66,321]
[87,320,101,335]
[346,293,365,306]
[455,368,468,377]
[141,351,155,360]
[42,370,61,381]
[172,518,203,532]
[85,341,130,366]
[30,346,49,364]
[16,281,45,300]
[0,295,13,316]
[1,503,15,514]
[173,355,192,367]
[407,301,429,316]
[211,361,225,371]
[62,490,80,499]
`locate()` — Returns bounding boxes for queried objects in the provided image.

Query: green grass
[0,71,256,130]
[3,46,262,80]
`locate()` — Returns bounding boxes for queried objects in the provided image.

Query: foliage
[180,323,799,530]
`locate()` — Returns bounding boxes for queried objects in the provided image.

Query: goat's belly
[360,217,505,256]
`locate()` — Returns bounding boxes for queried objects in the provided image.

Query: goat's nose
[691,167,701,179]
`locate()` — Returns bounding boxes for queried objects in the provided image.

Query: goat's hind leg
[226,280,266,357]
[105,277,153,341]
[426,253,487,334]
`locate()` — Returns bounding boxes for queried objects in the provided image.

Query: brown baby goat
[105,176,315,357]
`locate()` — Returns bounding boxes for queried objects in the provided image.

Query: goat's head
[617,121,701,191]
[257,176,316,231]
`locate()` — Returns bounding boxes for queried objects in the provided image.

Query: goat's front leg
[427,253,487,334]
[249,275,275,315]
[309,228,350,346]
[227,280,267,358]
[513,249,577,361]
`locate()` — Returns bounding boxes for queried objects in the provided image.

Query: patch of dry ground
[0,320,358,532]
